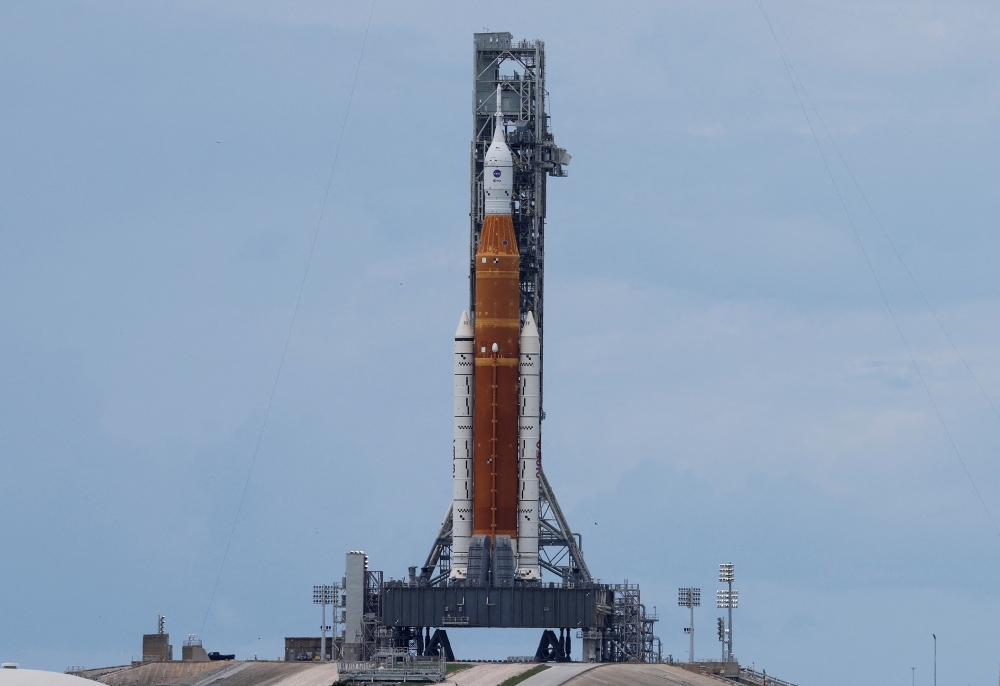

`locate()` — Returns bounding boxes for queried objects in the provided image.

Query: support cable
[752,0,1000,540]
[199,0,377,637]
[797,87,1000,427]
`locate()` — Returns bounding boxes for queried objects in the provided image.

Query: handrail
[740,667,798,686]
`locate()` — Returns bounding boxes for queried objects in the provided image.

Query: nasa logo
[493,169,501,178]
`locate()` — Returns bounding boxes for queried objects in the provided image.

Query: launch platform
[381,583,611,629]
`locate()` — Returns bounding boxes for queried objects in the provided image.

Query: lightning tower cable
[200,0,377,637]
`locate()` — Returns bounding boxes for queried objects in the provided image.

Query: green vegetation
[499,664,549,686]
[446,663,475,675]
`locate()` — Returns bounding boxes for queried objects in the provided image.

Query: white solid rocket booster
[450,311,475,580]
[516,311,541,580]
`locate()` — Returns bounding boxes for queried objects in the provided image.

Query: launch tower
[469,33,570,367]
[338,34,660,666]
[424,33,585,586]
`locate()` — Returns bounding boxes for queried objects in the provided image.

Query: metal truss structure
[469,31,570,407]
[537,470,590,582]
[359,570,386,660]
[421,466,590,586]
[574,584,661,664]
[606,583,661,664]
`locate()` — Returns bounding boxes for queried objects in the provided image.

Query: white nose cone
[520,310,538,347]
[455,310,473,338]
[484,85,513,216]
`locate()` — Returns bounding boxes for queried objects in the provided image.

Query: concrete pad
[185,662,253,686]
[563,664,725,686]
[98,662,228,686]
[269,663,339,686]
[517,663,601,686]
[444,663,532,686]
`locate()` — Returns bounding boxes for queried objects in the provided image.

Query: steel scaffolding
[469,32,570,410]
[604,583,661,663]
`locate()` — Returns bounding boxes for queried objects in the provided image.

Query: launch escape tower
[339,34,661,666]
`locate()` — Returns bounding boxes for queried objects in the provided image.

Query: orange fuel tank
[472,213,520,539]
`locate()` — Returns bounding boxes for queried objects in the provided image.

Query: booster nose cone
[456,311,473,338]
[521,311,538,340]
[484,85,513,216]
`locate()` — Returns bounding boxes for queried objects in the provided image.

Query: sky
[2,1,1000,684]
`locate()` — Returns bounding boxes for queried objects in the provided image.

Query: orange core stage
[473,213,520,539]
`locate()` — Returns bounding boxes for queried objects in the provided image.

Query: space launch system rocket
[451,87,540,582]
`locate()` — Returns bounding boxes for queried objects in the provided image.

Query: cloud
[690,124,727,138]
[3,1,1000,682]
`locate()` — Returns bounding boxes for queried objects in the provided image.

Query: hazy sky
[3,2,1000,684]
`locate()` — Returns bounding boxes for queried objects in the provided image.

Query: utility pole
[912,666,917,686]
[689,603,694,662]
[932,634,936,686]
[717,618,726,661]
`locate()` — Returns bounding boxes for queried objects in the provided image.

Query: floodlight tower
[313,584,338,661]
[717,563,737,662]
[678,587,700,662]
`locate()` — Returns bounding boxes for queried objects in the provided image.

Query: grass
[499,664,549,686]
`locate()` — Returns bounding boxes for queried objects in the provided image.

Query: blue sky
[2,1,1000,684]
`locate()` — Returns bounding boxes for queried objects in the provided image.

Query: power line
[752,0,1000,540]
[199,0,378,638]
[753,3,1000,424]
[801,94,1000,427]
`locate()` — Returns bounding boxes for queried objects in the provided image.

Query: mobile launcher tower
[342,34,660,664]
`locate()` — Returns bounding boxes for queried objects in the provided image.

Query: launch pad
[337,33,661,668]
[342,555,658,664]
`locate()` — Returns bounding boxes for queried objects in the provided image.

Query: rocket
[451,86,540,582]
[473,85,520,545]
